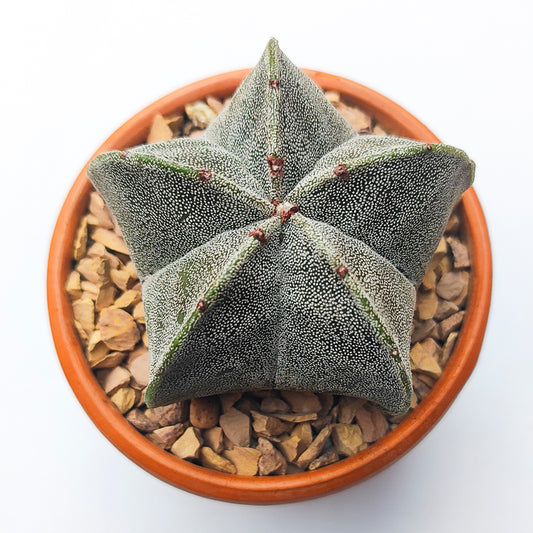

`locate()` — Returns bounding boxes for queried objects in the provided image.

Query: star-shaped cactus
[88,38,474,415]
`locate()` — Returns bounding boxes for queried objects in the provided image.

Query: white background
[1,1,532,531]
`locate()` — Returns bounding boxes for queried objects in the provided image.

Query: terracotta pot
[47,69,492,503]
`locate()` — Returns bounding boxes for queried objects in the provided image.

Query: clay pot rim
[47,68,492,504]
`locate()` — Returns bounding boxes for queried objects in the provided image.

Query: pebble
[86,330,110,366]
[199,447,237,474]
[206,95,224,114]
[291,422,313,454]
[81,282,98,300]
[170,427,203,460]
[147,423,186,449]
[72,297,94,337]
[324,90,341,105]
[412,374,432,402]
[126,409,160,432]
[445,212,460,235]
[251,410,293,436]
[309,449,339,471]
[111,289,141,310]
[110,268,134,292]
[184,101,216,128]
[91,351,126,369]
[436,255,453,277]
[373,124,388,136]
[88,192,115,230]
[337,396,365,424]
[219,392,243,413]
[219,407,251,446]
[223,447,261,476]
[126,348,150,389]
[436,271,467,300]
[76,256,109,285]
[73,216,88,260]
[441,331,459,366]
[312,415,332,431]
[110,387,136,414]
[260,397,290,413]
[86,242,119,268]
[97,365,131,395]
[145,402,189,426]
[132,301,145,324]
[164,113,184,135]
[91,228,129,255]
[452,272,470,307]
[331,424,363,457]
[95,283,117,312]
[411,319,437,343]
[277,434,301,463]
[433,237,449,263]
[434,299,460,321]
[233,395,256,415]
[417,289,439,320]
[146,113,173,144]
[189,397,220,429]
[295,426,332,470]
[417,374,436,389]
[366,404,389,441]
[98,308,140,351]
[222,435,235,451]
[318,393,334,416]
[421,269,437,291]
[354,404,387,443]
[274,412,318,423]
[280,391,321,413]
[447,236,470,268]
[336,101,372,132]
[203,426,224,454]
[66,271,82,299]
[257,437,287,475]
[410,338,442,379]
[438,311,465,340]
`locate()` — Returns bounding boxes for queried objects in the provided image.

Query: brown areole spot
[248,227,267,243]
[335,265,349,279]
[198,169,212,182]
[333,164,349,180]
[267,156,284,178]
[278,203,299,222]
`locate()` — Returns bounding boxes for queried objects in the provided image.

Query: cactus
[88,38,474,415]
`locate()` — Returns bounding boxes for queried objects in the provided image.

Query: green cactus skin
[88,38,474,415]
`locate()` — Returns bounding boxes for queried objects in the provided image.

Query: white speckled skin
[88,38,474,415]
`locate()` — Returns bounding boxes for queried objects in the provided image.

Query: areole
[47,68,492,503]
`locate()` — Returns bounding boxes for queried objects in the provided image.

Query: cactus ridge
[88,38,474,415]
